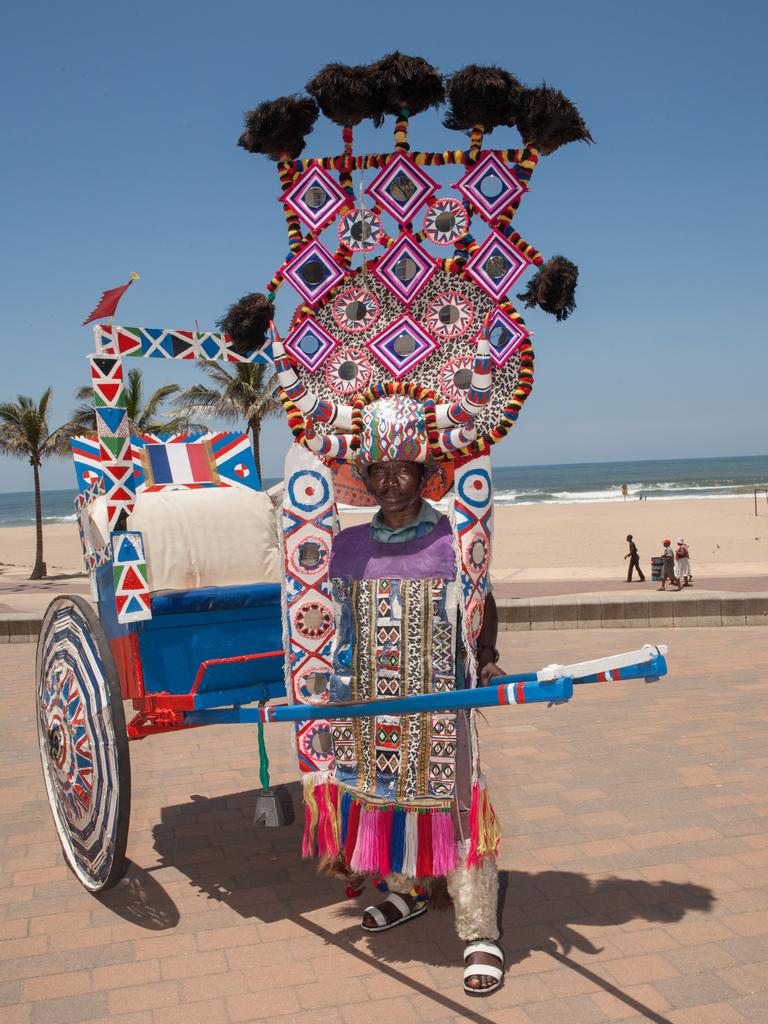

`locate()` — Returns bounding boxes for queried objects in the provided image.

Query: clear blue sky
[1,0,766,492]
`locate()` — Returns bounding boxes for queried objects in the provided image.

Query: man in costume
[223,52,590,996]
[325,402,507,994]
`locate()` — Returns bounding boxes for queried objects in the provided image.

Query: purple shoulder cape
[329,515,455,581]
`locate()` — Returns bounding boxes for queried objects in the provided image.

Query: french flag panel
[146,443,215,484]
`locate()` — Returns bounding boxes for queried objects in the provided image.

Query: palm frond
[125,369,143,422]
[138,384,182,429]
[0,390,67,463]
[66,402,97,433]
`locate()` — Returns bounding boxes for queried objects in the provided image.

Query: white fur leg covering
[384,872,417,895]
[446,853,499,942]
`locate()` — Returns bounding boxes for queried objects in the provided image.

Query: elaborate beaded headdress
[225,55,591,475]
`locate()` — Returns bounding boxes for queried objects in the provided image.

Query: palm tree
[68,366,195,435]
[178,362,281,480]
[0,390,69,579]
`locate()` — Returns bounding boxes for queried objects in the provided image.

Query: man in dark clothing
[624,534,645,582]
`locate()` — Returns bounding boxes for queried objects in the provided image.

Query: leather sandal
[463,939,504,996]
[361,890,427,932]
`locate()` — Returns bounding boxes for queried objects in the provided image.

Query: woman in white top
[674,537,692,586]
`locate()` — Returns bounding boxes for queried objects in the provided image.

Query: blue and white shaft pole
[184,645,668,726]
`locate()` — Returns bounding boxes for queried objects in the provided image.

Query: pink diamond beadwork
[283,239,345,304]
[466,231,532,300]
[485,308,530,368]
[281,165,348,232]
[454,152,527,222]
[366,153,438,225]
[283,317,340,372]
[367,314,438,380]
[371,233,437,304]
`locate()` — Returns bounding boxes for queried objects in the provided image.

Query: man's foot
[464,940,504,996]
[657,587,665,591]
[361,891,427,932]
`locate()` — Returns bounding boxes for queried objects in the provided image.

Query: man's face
[365,461,424,514]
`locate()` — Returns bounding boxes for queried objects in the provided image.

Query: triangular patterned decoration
[93,382,122,405]
[95,406,128,435]
[109,486,135,503]
[92,357,119,376]
[120,566,146,591]
[117,536,139,562]
[100,436,130,459]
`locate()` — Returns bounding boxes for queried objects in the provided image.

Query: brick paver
[1,628,767,1022]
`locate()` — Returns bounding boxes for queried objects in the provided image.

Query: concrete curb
[497,592,768,631]
[3,592,768,643]
[0,613,43,644]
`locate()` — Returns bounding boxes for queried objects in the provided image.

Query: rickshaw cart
[37,324,286,892]
[36,322,669,894]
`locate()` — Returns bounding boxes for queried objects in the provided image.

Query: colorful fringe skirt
[302,772,500,877]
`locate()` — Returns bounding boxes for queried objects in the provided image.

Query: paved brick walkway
[2,627,767,1023]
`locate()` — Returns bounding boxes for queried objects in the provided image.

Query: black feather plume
[368,52,444,123]
[516,85,593,155]
[517,257,578,321]
[443,64,523,132]
[219,293,274,355]
[305,63,376,126]
[238,96,319,160]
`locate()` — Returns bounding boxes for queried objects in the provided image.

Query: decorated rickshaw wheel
[36,595,131,892]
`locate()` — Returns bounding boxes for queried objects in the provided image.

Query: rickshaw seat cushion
[150,581,281,616]
[126,486,281,592]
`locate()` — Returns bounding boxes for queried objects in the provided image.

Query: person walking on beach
[621,483,628,501]
[675,537,692,587]
[624,534,645,582]
[658,539,679,591]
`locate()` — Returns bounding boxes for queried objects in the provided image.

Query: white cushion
[126,487,281,592]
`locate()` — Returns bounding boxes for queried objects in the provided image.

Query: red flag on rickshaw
[82,273,139,325]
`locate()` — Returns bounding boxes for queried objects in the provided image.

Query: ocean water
[1,454,766,527]
[488,454,768,507]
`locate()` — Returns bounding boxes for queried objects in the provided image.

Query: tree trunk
[250,417,263,484]
[30,459,46,580]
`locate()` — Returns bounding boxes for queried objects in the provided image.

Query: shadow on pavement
[143,786,715,1023]
[96,861,180,930]
[497,867,714,960]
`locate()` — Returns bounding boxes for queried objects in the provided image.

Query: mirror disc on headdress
[337,208,383,252]
[423,198,469,246]
[332,287,380,334]
[426,290,475,339]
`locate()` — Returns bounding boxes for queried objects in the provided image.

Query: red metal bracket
[190,649,284,695]
[126,709,202,740]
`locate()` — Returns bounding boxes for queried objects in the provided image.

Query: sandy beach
[1,495,766,614]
